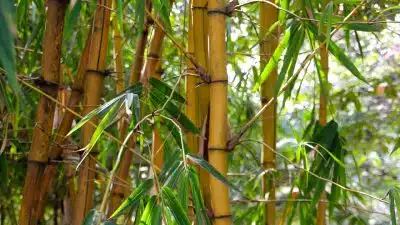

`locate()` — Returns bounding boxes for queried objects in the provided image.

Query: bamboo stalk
[207,0,231,224]
[260,1,279,224]
[186,1,197,220]
[186,1,197,156]
[19,0,68,224]
[316,28,329,225]
[72,0,112,224]
[316,1,330,223]
[191,0,212,211]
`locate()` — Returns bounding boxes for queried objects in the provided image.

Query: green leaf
[111,179,153,218]
[278,0,288,25]
[115,0,124,31]
[188,167,211,225]
[151,0,172,30]
[68,83,142,136]
[345,23,385,32]
[319,1,333,47]
[308,23,367,84]
[86,99,123,152]
[177,171,189,212]
[82,210,98,225]
[389,190,397,225]
[67,95,125,136]
[186,153,241,193]
[139,196,157,225]
[0,3,20,95]
[148,77,186,104]
[135,0,145,32]
[275,24,304,96]
[253,27,291,91]
[64,0,82,41]
[149,91,199,134]
[161,186,190,225]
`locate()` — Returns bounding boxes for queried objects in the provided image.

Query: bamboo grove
[1,0,400,224]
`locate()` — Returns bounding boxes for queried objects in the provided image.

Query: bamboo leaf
[139,196,157,225]
[345,23,385,32]
[135,0,145,32]
[110,179,153,218]
[151,0,172,30]
[275,24,304,96]
[149,77,186,104]
[188,167,211,225]
[186,153,241,193]
[85,99,123,152]
[389,190,397,225]
[149,91,199,134]
[308,23,367,84]
[0,2,20,95]
[64,0,81,41]
[115,0,123,30]
[253,27,291,91]
[161,186,190,225]
[177,171,189,212]
[319,1,333,46]
[82,210,98,225]
[67,95,125,136]
[68,83,142,136]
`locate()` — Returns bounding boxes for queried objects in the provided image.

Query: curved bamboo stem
[19,0,68,224]
[207,0,231,224]
[259,1,278,224]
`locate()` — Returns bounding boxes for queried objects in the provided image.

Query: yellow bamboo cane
[316,2,330,224]
[316,29,329,225]
[260,1,279,224]
[208,0,231,224]
[192,0,212,212]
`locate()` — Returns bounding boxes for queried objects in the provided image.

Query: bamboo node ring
[86,69,110,77]
[208,147,231,152]
[207,8,228,15]
[261,97,272,104]
[212,214,232,219]
[191,6,207,10]
[209,79,228,84]
[34,77,61,92]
